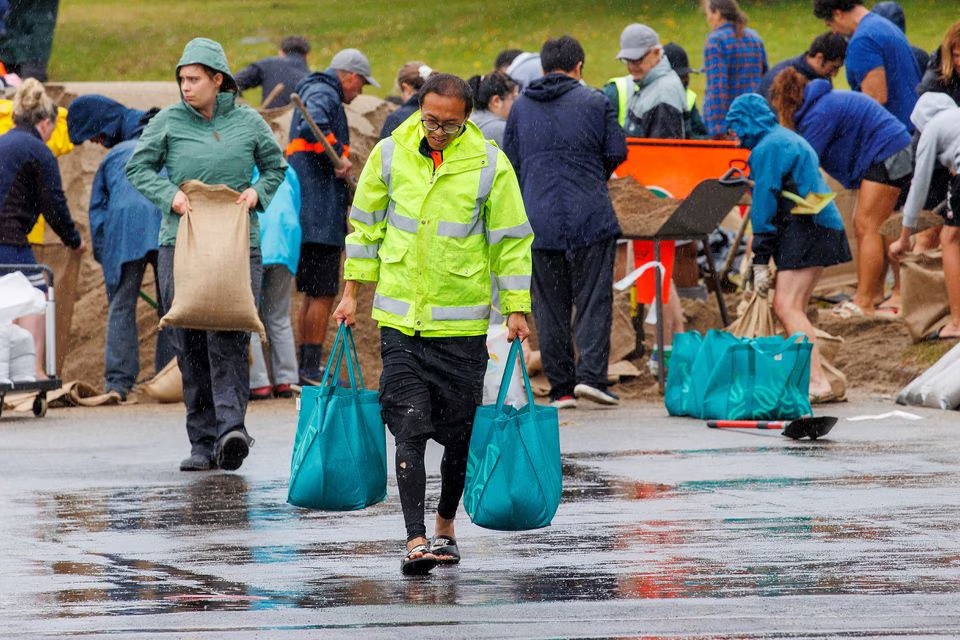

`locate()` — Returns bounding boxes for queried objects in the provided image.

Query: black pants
[378,327,487,541]
[158,246,262,457]
[532,237,616,399]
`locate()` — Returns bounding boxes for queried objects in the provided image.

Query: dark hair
[540,35,585,74]
[418,72,474,115]
[705,0,748,35]
[280,36,310,56]
[467,72,518,110]
[807,31,847,61]
[812,0,861,20]
[396,60,432,92]
[770,67,809,130]
[495,48,523,71]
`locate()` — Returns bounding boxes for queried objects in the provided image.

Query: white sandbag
[0,272,46,323]
[0,325,10,383]
[896,341,960,409]
[7,323,36,382]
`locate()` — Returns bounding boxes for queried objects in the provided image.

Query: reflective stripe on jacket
[343,113,533,337]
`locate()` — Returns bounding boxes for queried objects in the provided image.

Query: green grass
[49,0,952,100]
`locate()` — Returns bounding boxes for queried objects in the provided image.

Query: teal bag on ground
[287,324,387,510]
[701,332,812,420]
[665,329,813,420]
[464,339,562,531]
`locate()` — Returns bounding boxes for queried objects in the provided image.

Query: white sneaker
[549,395,578,409]
[574,383,620,406]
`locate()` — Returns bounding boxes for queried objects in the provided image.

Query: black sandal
[400,544,438,576]
[429,536,460,565]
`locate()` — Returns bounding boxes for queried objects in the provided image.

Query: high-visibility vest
[608,75,637,128]
[343,113,533,337]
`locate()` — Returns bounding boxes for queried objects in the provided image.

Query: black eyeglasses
[421,119,464,135]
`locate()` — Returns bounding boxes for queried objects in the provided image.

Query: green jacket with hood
[126,37,286,247]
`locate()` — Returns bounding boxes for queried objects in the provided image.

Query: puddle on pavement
[17,449,960,618]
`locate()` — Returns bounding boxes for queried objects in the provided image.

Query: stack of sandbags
[897,341,960,410]
[0,324,36,384]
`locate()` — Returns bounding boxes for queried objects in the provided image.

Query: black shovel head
[783,416,837,440]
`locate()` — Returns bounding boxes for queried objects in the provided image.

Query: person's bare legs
[852,181,901,313]
[15,314,45,378]
[298,295,334,344]
[939,226,960,338]
[773,267,831,397]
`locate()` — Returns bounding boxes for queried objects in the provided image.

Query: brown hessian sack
[900,250,950,342]
[159,180,265,336]
[727,291,776,338]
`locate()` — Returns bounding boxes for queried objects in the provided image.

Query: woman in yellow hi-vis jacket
[334,73,533,576]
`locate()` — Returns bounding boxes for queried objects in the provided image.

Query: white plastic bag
[482,322,527,408]
[0,271,46,323]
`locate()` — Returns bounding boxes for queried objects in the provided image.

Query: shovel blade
[782,416,838,440]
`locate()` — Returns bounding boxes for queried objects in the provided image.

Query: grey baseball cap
[616,23,659,61]
[330,48,380,87]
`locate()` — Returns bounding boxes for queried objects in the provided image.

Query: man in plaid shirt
[702,0,768,137]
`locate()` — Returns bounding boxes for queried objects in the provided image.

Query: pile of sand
[609,175,680,237]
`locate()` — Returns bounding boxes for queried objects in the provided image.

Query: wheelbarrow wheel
[33,393,48,418]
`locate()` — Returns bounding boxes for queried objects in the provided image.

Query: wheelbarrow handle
[718,166,752,186]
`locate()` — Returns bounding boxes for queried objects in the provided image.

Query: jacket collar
[391,110,487,161]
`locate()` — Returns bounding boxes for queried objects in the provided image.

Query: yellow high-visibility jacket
[343,112,533,337]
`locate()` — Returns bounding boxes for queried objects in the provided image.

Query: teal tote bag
[464,339,562,531]
[700,332,812,420]
[287,324,387,510]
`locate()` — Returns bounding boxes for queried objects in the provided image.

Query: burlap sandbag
[159,181,265,336]
[727,292,776,338]
[900,250,950,342]
[139,357,183,403]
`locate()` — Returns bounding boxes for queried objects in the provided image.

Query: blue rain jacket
[254,165,301,273]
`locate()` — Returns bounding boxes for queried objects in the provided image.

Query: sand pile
[609,175,680,237]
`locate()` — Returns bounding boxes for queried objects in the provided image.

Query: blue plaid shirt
[703,23,768,136]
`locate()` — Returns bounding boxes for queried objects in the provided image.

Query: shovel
[706,416,837,440]
[719,167,835,215]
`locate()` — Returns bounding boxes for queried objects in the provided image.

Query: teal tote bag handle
[495,338,537,410]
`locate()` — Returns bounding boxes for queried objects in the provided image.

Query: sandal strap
[405,543,430,558]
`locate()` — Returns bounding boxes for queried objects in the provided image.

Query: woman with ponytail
[0,78,86,375]
[379,61,433,139]
[770,67,913,319]
[701,0,768,138]
[467,71,518,147]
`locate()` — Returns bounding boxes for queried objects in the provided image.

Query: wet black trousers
[532,237,616,399]
[378,327,487,541]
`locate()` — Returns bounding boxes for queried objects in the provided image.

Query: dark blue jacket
[234,54,308,108]
[794,79,911,189]
[757,54,823,100]
[288,69,350,246]
[89,140,163,291]
[503,73,627,251]
[379,94,418,140]
[0,125,81,248]
[67,95,146,147]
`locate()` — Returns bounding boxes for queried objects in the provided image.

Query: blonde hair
[12,78,57,128]
[940,20,960,81]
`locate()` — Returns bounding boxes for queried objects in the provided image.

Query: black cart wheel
[33,394,48,418]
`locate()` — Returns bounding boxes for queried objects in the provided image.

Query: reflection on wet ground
[11,437,960,620]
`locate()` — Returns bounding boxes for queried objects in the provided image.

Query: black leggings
[379,328,487,542]
[395,430,473,541]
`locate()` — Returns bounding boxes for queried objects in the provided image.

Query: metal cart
[0,264,62,418]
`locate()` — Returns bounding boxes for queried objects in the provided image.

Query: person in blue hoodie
[725,93,851,403]
[503,35,627,408]
[769,69,912,320]
[68,94,175,400]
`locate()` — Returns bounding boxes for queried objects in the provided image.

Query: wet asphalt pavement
[2,395,960,638]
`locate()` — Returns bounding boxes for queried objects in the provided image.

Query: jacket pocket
[444,252,485,278]
[378,245,407,264]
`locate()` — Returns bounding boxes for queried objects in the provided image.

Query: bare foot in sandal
[401,536,438,576]
[431,514,460,564]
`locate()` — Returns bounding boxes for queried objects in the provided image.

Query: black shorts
[862,146,913,192]
[774,215,852,271]
[944,174,960,228]
[295,243,342,297]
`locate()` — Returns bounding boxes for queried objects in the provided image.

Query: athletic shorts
[863,145,913,192]
[295,242,342,297]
